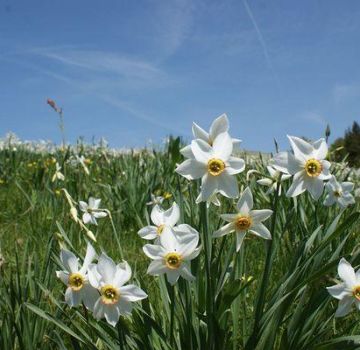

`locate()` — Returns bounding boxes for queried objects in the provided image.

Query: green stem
[200,202,214,350]
[107,211,123,259]
[169,284,176,347]
[117,320,125,350]
[248,179,281,347]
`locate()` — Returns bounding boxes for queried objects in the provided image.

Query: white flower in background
[146,194,164,206]
[213,187,273,252]
[327,258,360,317]
[272,136,332,200]
[176,132,245,202]
[143,229,201,285]
[88,253,147,327]
[323,176,355,208]
[180,114,241,158]
[52,162,65,182]
[79,197,108,225]
[355,187,360,198]
[257,165,291,195]
[138,203,180,241]
[75,155,90,175]
[56,243,99,309]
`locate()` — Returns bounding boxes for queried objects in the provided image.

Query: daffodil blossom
[88,253,147,326]
[138,202,180,241]
[323,176,355,208]
[143,229,201,285]
[213,187,273,252]
[176,132,245,202]
[52,162,65,182]
[327,258,360,317]
[79,197,108,225]
[272,136,332,200]
[180,114,241,158]
[56,243,99,309]
[257,165,291,195]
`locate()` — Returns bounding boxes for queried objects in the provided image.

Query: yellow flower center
[101,285,120,304]
[157,224,165,235]
[304,159,322,177]
[353,286,360,301]
[68,273,84,291]
[334,190,342,198]
[207,158,225,176]
[235,216,252,231]
[165,253,182,269]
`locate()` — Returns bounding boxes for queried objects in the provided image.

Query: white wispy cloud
[333,83,360,105]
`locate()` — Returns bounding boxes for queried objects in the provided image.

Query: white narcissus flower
[180,114,241,158]
[138,203,180,241]
[52,162,65,182]
[327,258,360,317]
[56,243,99,310]
[272,136,332,200]
[323,176,355,208]
[88,253,147,327]
[213,187,273,252]
[176,132,245,202]
[257,165,291,195]
[79,197,108,225]
[143,229,201,285]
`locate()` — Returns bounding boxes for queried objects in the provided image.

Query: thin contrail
[242,0,282,91]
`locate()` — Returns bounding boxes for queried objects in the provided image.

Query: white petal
[60,249,79,273]
[82,212,92,225]
[287,135,313,160]
[179,264,196,281]
[147,259,167,275]
[272,152,303,175]
[175,159,206,180]
[249,223,272,240]
[217,172,239,198]
[286,172,306,197]
[173,224,199,243]
[335,296,353,317]
[209,113,229,142]
[81,283,100,311]
[212,132,233,160]
[97,253,116,284]
[192,122,209,141]
[143,244,166,260]
[88,264,101,289]
[312,138,328,159]
[323,194,336,207]
[191,139,212,164]
[250,209,273,223]
[138,226,158,240]
[220,213,238,223]
[65,287,82,307]
[338,258,357,288]
[180,145,194,159]
[213,222,235,238]
[163,202,180,227]
[342,182,354,192]
[104,304,120,327]
[179,238,199,259]
[166,270,180,285]
[304,176,324,200]
[114,261,132,288]
[236,232,246,252]
[117,299,133,316]
[200,173,218,201]
[159,229,180,252]
[185,247,201,260]
[227,157,245,175]
[120,284,147,301]
[56,271,69,285]
[79,201,88,212]
[151,205,164,227]
[236,187,253,214]
[93,298,105,320]
[326,283,351,300]
[257,178,273,187]
[79,243,97,274]
[93,211,107,219]
[339,193,355,207]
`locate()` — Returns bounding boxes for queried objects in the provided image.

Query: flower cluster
[139,202,201,285]
[56,243,147,326]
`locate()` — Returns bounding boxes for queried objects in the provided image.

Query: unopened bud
[86,230,96,242]
[70,207,78,223]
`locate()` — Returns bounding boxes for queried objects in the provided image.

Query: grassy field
[0,134,359,350]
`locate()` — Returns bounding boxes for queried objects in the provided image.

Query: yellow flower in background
[163,192,172,199]
[55,189,61,196]
[0,179,5,185]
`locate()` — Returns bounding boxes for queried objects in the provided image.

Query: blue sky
[0,0,359,151]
